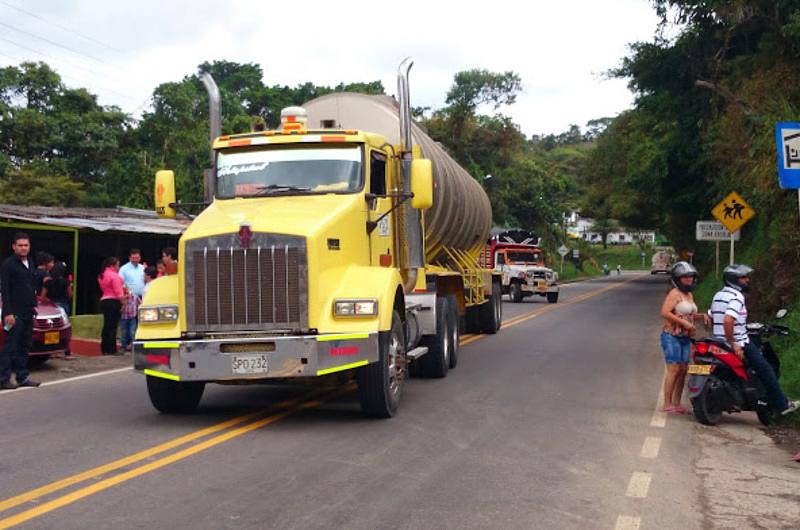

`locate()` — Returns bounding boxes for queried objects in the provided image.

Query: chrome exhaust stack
[200,72,221,202]
[397,57,425,293]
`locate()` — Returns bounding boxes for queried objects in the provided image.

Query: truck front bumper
[521,280,559,294]
[133,332,379,382]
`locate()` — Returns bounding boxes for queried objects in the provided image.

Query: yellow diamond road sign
[711,191,755,233]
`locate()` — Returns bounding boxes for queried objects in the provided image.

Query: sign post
[776,122,800,219]
[557,245,569,274]
[711,192,755,265]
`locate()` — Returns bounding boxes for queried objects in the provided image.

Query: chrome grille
[185,234,307,332]
[35,316,65,328]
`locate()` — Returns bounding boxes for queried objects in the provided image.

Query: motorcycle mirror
[776,309,788,320]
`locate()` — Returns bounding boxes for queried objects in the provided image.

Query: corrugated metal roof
[0,204,191,235]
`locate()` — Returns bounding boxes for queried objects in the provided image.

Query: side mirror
[155,170,177,219]
[410,158,433,210]
[776,309,788,320]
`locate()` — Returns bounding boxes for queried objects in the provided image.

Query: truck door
[367,150,394,267]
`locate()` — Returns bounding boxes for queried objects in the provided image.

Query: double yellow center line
[0,384,353,529]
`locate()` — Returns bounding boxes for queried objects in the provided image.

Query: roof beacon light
[281,106,308,133]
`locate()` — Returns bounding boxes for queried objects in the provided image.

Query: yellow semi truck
[133,60,502,417]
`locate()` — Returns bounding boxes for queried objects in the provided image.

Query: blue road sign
[776,122,800,189]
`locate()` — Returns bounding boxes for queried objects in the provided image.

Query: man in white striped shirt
[710,264,798,415]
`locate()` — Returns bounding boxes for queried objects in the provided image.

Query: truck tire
[447,295,460,369]
[546,292,559,304]
[146,376,205,414]
[479,280,502,334]
[420,297,452,378]
[358,311,406,418]
[510,282,523,303]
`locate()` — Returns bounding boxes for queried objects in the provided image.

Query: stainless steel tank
[303,93,492,264]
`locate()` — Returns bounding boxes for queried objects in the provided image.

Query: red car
[0,296,72,367]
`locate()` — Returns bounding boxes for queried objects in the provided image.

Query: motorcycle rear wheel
[691,382,723,425]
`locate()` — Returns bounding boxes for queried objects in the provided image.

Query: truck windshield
[216,145,363,198]
[506,251,542,264]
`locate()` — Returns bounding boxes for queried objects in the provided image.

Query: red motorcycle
[687,310,789,426]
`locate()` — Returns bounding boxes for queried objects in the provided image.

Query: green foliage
[0,165,85,206]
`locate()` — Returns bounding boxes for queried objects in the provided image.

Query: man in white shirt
[710,264,798,415]
[118,249,145,297]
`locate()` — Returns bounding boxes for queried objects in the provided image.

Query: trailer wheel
[146,376,205,414]
[420,297,451,378]
[358,311,406,418]
[479,280,502,334]
[546,292,559,304]
[510,282,523,303]
[447,295,460,369]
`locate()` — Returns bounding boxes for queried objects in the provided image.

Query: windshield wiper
[247,184,311,197]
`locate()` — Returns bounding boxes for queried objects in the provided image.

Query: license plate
[687,364,712,375]
[44,331,59,345]
[231,354,269,375]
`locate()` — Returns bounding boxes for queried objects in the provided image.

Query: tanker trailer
[134,59,502,419]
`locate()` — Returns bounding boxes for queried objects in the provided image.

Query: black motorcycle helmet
[723,264,753,293]
[670,261,699,293]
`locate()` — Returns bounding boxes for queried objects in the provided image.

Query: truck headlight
[334,299,378,317]
[139,305,179,323]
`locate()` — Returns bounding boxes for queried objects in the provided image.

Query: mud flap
[687,375,708,398]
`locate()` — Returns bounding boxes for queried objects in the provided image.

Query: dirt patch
[27,352,132,384]
[766,422,800,460]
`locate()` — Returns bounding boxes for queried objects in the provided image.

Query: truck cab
[480,230,559,304]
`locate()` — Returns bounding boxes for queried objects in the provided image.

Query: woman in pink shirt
[98,257,125,355]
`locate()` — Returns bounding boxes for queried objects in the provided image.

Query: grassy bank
[70,314,102,340]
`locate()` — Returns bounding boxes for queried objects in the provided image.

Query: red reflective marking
[228,139,252,147]
[330,346,359,356]
[379,254,392,267]
[146,354,170,365]
[321,135,346,142]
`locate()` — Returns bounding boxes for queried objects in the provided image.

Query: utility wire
[0,35,139,101]
[0,20,122,70]
[0,1,124,54]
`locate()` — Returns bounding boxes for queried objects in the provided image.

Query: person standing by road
[34,251,54,296]
[161,247,178,276]
[710,264,799,415]
[0,233,40,389]
[659,262,708,414]
[118,248,145,351]
[98,257,125,355]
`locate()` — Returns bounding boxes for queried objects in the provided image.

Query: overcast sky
[0,0,663,136]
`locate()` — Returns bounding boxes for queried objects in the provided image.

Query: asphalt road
[0,274,746,529]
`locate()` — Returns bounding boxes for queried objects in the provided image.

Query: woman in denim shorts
[659,262,709,414]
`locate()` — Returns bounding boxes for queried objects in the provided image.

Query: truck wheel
[146,376,205,414]
[690,380,722,425]
[510,282,523,303]
[479,280,502,334]
[420,297,451,378]
[358,311,406,418]
[446,295,460,369]
[546,292,559,304]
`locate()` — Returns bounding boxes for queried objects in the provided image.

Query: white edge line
[640,436,662,459]
[625,471,652,499]
[650,367,668,428]
[615,515,642,530]
[0,367,133,396]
